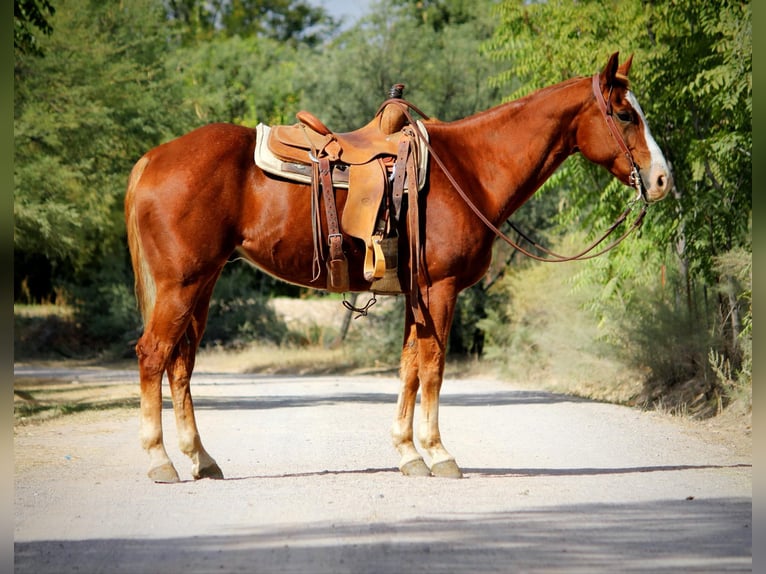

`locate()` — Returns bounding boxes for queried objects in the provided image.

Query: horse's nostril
[657,174,666,189]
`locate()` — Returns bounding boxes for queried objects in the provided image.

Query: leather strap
[318,157,349,292]
[591,74,634,171]
[310,162,323,281]
[392,137,410,222]
[318,157,344,263]
[402,129,424,322]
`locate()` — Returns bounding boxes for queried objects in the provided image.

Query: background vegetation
[14,0,751,418]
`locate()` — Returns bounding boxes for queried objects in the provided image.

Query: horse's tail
[125,156,155,326]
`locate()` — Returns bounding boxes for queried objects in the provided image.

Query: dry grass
[196,344,364,375]
[14,380,140,426]
[195,294,403,375]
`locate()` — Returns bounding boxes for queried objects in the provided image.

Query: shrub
[201,263,288,348]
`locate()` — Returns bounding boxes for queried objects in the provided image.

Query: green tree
[164,0,339,45]
[388,0,480,30]
[484,0,751,405]
[292,0,501,131]
[166,33,305,126]
[14,0,195,305]
[14,0,55,56]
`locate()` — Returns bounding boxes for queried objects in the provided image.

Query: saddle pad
[255,124,349,187]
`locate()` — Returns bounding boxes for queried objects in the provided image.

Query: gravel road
[14,367,752,573]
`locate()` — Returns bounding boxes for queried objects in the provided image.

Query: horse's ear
[617,53,634,79]
[600,52,620,89]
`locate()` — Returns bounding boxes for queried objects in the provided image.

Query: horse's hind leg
[166,280,223,480]
[136,283,212,482]
[136,296,189,483]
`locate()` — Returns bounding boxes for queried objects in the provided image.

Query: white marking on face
[626,91,673,201]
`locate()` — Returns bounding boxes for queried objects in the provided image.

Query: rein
[385,75,649,264]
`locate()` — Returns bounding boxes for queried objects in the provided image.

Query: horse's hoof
[399,458,431,476]
[149,462,180,483]
[400,458,431,477]
[430,459,463,478]
[194,462,224,480]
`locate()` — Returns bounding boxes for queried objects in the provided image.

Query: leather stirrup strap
[318,158,344,263]
[392,137,410,222]
[318,157,349,292]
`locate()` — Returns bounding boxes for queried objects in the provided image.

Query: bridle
[591,73,648,204]
[385,73,649,264]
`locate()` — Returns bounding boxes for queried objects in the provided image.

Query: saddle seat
[268,105,405,166]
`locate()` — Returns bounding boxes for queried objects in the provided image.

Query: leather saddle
[268,109,402,165]
[255,87,429,295]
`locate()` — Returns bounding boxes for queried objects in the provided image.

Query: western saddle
[254,85,429,296]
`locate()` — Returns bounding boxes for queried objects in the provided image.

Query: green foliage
[485,0,751,404]
[216,0,339,45]
[389,0,486,31]
[295,0,502,131]
[164,0,339,45]
[645,0,751,281]
[345,296,406,368]
[489,0,649,96]
[479,234,645,402]
[167,34,305,126]
[710,245,752,396]
[14,0,196,290]
[14,0,55,56]
[69,276,142,352]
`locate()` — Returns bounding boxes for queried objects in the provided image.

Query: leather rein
[385,73,649,264]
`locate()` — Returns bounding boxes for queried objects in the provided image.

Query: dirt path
[14,367,751,572]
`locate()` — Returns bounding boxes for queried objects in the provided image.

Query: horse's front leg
[392,282,463,478]
[392,310,431,477]
[416,297,463,478]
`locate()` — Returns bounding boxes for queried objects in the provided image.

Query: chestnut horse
[125,53,671,482]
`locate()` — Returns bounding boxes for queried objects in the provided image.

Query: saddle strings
[342,293,377,319]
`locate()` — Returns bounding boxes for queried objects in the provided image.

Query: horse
[125,52,672,482]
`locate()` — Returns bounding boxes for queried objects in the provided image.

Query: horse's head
[578,52,673,203]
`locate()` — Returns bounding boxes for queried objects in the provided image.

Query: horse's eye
[615,110,633,123]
